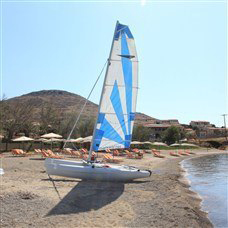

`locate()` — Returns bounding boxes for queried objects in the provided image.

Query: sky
[0,0,227,127]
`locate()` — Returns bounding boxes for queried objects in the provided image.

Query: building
[190,121,212,129]
[144,119,182,141]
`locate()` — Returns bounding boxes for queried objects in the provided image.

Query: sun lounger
[178,150,190,156]
[151,149,161,153]
[135,153,143,159]
[11,149,27,156]
[169,151,180,157]
[71,150,81,157]
[185,150,195,154]
[34,149,42,154]
[103,154,123,163]
[80,148,88,154]
[113,150,119,156]
[152,151,166,158]
[124,150,135,158]
[42,150,64,159]
[132,148,140,153]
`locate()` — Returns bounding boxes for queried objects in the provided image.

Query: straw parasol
[82,136,93,143]
[181,143,198,147]
[12,136,34,142]
[41,133,62,139]
[143,141,153,144]
[75,137,84,143]
[64,139,79,143]
[12,136,34,150]
[131,141,142,145]
[170,143,181,147]
[41,133,62,150]
[152,142,168,147]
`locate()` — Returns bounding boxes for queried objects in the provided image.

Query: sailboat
[45,21,151,181]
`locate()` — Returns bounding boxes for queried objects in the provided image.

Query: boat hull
[44,158,151,181]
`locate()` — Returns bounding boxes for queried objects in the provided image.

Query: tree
[162,126,181,145]
[132,125,151,142]
[77,118,95,137]
[39,101,63,134]
[0,98,35,150]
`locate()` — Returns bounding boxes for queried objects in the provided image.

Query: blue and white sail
[90,21,138,152]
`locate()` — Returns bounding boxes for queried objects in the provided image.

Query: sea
[181,153,228,228]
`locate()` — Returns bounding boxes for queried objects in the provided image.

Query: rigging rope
[63,60,108,149]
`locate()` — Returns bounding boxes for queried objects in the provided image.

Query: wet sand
[0,149,225,227]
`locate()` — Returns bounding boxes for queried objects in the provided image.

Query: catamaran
[45,21,151,181]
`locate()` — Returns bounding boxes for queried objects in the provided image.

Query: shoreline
[1,149,226,227]
[179,152,228,227]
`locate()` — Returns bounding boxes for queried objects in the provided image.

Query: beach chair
[151,149,161,153]
[71,150,81,158]
[62,148,73,156]
[80,148,88,154]
[41,150,50,158]
[42,150,64,159]
[11,149,27,156]
[105,148,112,153]
[152,151,166,158]
[82,154,89,160]
[132,148,140,153]
[169,151,180,157]
[185,149,195,155]
[34,149,42,154]
[124,150,135,159]
[113,150,119,156]
[135,151,144,159]
[103,154,123,163]
[178,150,190,156]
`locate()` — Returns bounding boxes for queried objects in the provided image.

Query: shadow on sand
[46,179,125,216]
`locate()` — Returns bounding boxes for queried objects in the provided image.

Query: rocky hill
[7,90,156,124]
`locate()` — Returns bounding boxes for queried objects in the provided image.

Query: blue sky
[1,0,227,127]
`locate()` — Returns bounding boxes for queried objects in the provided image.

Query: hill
[7,90,156,124]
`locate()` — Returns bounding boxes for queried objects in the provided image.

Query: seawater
[182,153,228,228]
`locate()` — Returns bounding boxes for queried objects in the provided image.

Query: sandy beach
[1,149,226,228]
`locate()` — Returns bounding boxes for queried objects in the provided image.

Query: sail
[91,21,138,151]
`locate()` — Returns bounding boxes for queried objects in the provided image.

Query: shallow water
[182,153,228,228]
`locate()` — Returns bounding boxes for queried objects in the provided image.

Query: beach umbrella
[40,133,62,139]
[82,136,93,143]
[46,138,63,142]
[170,143,181,147]
[40,133,62,150]
[143,141,153,144]
[64,139,79,143]
[181,143,198,147]
[12,136,34,150]
[12,136,34,142]
[131,141,142,145]
[35,138,49,150]
[152,142,168,147]
[75,137,84,143]
[46,138,63,150]
[180,138,187,142]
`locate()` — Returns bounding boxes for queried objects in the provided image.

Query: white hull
[45,158,151,181]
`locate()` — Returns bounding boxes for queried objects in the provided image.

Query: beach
[1,149,225,228]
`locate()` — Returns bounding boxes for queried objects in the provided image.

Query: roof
[190,120,210,123]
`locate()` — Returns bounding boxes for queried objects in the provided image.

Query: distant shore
[1,149,225,227]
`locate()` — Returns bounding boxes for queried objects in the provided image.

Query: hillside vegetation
[1,90,155,140]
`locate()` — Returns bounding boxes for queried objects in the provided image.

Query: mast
[88,21,119,161]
